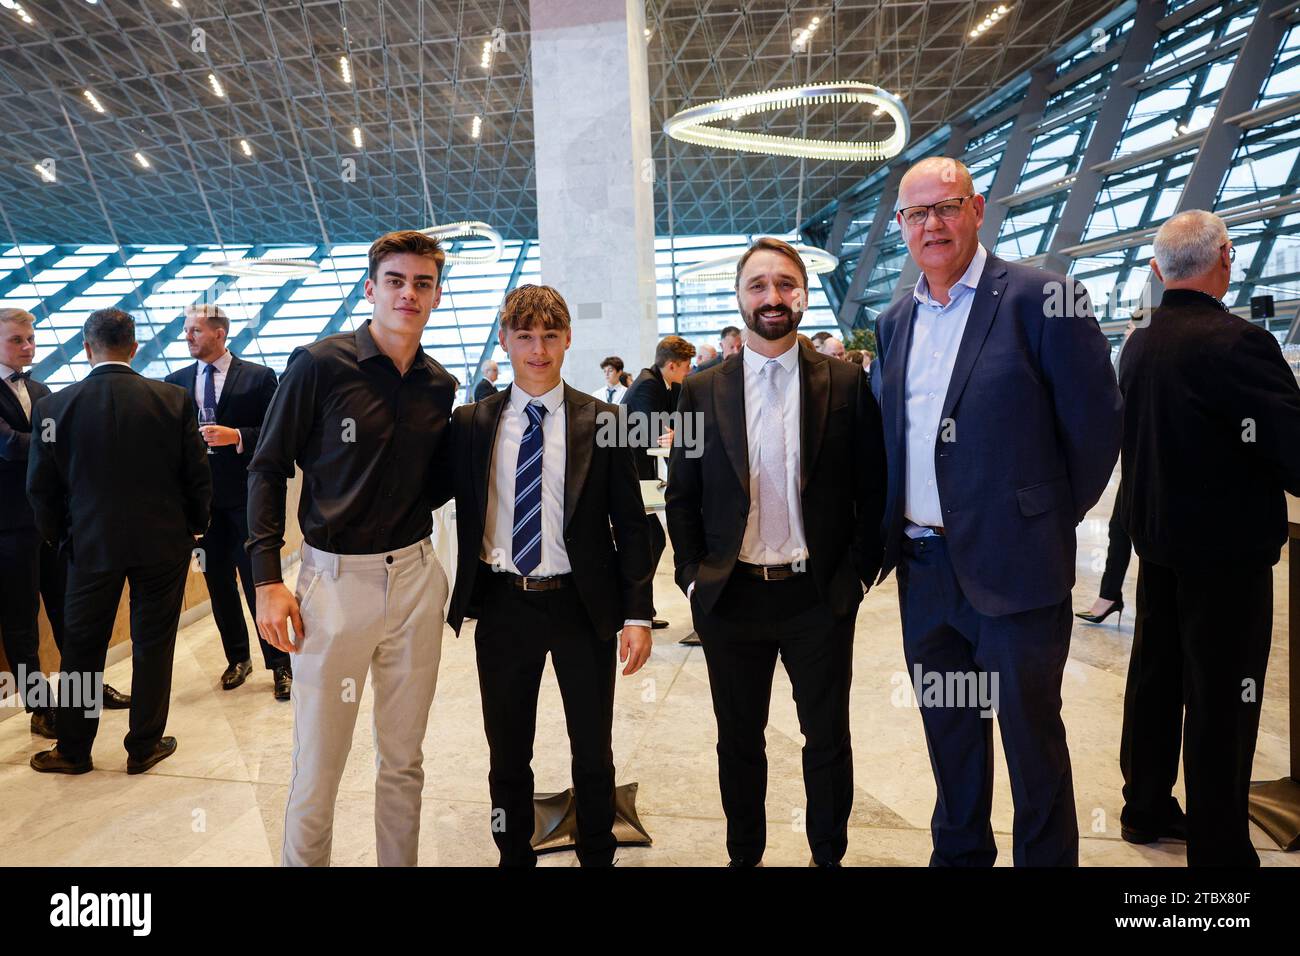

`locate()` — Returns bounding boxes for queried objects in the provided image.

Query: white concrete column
[529,0,659,392]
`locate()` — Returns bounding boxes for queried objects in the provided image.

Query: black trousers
[199,506,288,670]
[692,571,856,866]
[473,568,619,867]
[1099,500,1133,603]
[1120,559,1273,867]
[55,556,190,763]
[647,515,666,575]
[0,527,67,712]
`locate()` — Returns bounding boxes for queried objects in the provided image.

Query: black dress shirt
[247,320,457,584]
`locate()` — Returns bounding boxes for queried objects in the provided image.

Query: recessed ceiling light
[352,126,363,148]
[208,73,225,98]
[471,115,482,139]
[134,151,151,169]
[240,139,252,157]
[340,56,351,84]
[83,89,106,113]
[33,163,55,183]
[481,40,492,68]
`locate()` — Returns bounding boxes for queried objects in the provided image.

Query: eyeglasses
[898,196,974,227]
[1221,242,1236,263]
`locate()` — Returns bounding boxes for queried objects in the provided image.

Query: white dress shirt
[482,380,649,629]
[739,341,808,565]
[592,382,626,404]
[903,242,988,532]
[0,363,31,421]
[190,349,244,454]
[193,349,234,408]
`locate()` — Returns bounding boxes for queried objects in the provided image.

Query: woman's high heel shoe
[1075,599,1124,625]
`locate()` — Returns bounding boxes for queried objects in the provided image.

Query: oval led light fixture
[419,220,505,265]
[676,243,839,284]
[665,82,909,162]
[211,257,321,278]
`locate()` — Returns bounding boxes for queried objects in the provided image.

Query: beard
[741,302,802,341]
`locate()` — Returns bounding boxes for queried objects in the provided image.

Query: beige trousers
[281,538,448,867]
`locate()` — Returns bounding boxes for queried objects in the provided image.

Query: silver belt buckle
[762,565,775,581]
[520,576,537,591]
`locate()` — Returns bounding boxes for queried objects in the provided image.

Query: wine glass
[198,406,217,455]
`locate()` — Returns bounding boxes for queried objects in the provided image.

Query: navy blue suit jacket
[165,355,277,511]
[875,253,1122,617]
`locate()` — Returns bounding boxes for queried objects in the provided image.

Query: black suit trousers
[1120,559,1272,867]
[55,556,190,762]
[0,528,67,711]
[199,506,288,669]
[473,568,618,867]
[692,571,856,866]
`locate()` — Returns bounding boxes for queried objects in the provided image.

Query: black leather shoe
[30,709,57,740]
[651,619,670,630]
[220,660,253,691]
[102,684,131,709]
[30,747,92,774]
[127,737,177,775]
[1121,809,1188,845]
[273,665,292,701]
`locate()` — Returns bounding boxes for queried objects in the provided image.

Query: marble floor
[1,473,1295,867]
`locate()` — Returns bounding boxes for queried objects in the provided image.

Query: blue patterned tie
[203,363,217,413]
[512,401,547,575]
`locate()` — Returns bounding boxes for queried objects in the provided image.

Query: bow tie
[8,371,30,383]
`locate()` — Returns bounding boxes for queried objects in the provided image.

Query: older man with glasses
[872,157,1123,866]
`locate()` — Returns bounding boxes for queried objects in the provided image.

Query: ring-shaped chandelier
[676,244,840,285]
[419,220,505,265]
[664,82,909,162]
[211,257,321,278]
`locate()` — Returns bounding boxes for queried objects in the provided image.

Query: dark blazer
[1119,288,1300,570]
[474,378,498,402]
[874,253,1122,617]
[27,364,212,571]
[665,345,886,619]
[622,365,672,481]
[441,383,655,639]
[0,374,50,531]
[165,354,277,511]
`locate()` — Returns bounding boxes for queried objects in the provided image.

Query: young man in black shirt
[248,230,457,867]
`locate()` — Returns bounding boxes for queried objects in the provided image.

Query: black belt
[481,562,573,592]
[735,561,804,581]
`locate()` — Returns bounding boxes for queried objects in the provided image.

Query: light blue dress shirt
[903,243,988,533]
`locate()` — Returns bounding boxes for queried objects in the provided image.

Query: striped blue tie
[512,401,547,575]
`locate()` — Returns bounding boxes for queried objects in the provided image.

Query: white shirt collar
[913,242,989,306]
[0,363,21,381]
[93,360,134,369]
[509,379,565,415]
[742,340,800,376]
[201,349,233,373]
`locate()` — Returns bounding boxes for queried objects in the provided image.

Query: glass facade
[807,1,1300,343]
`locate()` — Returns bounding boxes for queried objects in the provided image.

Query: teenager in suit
[440,284,655,866]
[28,309,211,775]
[1118,210,1300,866]
[873,158,1122,866]
[164,305,288,698]
[592,356,627,404]
[666,237,887,867]
[624,336,694,629]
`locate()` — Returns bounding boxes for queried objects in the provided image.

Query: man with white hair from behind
[1117,209,1300,866]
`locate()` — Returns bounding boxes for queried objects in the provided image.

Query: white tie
[758,359,790,554]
